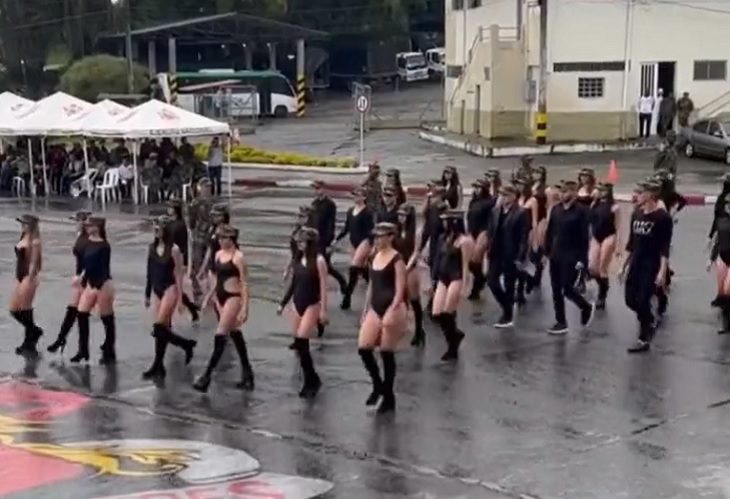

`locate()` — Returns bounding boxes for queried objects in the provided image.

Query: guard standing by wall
[362,162,383,213]
[544,181,595,335]
[189,178,214,305]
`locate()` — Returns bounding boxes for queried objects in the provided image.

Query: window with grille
[578,77,604,98]
[452,0,464,9]
[694,60,726,81]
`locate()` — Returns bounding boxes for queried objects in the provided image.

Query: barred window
[578,77,604,98]
[694,60,726,81]
[446,65,463,78]
[452,0,464,9]
[554,61,624,72]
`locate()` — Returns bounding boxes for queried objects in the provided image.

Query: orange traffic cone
[607,160,620,184]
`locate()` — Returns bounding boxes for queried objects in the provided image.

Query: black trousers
[487,259,518,320]
[549,257,590,324]
[625,266,656,342]
[322,249,347,294]
[639,113,652,138]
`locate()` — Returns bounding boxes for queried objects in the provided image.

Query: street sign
[356,95,370,113]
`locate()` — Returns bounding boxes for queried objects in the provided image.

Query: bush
[195,144,357,169]
[59,55,148,102]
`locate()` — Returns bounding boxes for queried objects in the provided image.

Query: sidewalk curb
[233,178,717,206]
[418,131,655,158]
[228,162,367,175]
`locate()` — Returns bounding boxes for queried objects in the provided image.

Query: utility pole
[125,0,134,94]
[536,0,548,145]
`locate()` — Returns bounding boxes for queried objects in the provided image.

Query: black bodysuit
[81,239,111,289]
[713,216,730,265]
[14,245,29,282]
[437,240,463,286]
[370,253,402,317]
[467,197,491,239]
[146,244,176,300]
[170,219,189,266]
[73,233,88,277]
[215,256,241,305]
[292,258,321,315]
[591,201,616,243]
[377,205,400,227]
[337,206,374,247]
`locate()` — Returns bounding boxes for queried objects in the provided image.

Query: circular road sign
[356,95,370,113]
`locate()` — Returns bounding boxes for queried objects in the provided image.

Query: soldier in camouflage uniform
[188,177,214,305]
[362,161,383,213]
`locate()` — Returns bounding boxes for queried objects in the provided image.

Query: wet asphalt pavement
[0,190,727,499]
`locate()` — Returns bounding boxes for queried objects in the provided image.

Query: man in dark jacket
[310,180,348,297]
[657,91,677,137]
[486,185,529,329]
[544,181,595,335]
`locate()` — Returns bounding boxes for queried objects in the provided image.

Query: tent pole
[40,138,48,197]
[227,134,232,199]
[133,140,139,205]
[27,138,35,198]
[82,139,91,198]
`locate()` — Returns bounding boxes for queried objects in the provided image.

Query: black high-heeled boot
[70,312,90,363]
[410,299,425,347]
[162,324,197,364]
[143,325,168,380]
[719,296,730,335]
[294,338,321,398]
[99,314,116,365]
[48,306,77,354]
[193,335,227,393]
[182,293,200,322]
[378,351,396,414]
[440,313,464,361]
[230,330,255,391]
[13,309,43,357]
[11,311,28,355]
[358,348,382,405]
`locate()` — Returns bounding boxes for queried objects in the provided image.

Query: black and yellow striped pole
[536,112,547,145]
[296,38,306,117]
[169,73,178,105]
[168,37,178,105]
[536,0,548,144]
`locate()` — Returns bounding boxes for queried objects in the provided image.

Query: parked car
[681,119,730,164]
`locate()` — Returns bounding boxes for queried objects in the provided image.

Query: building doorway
[640,61,676,135]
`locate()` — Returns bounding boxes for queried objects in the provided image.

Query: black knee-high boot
[378,351,396,413]
[193,335,227,393]
[341,266,360,310]
[719,296,730,335]
[10,310,28,355]
[410,299,425,347]
[440,313,464,362]
[359,267,369,284]
[14,309,42,356]
[182,293,200,322]
[71,312,90,363]
[143,324,169,379]
[230,330,255,391]
[48,306,77,353]
[99,314,116,365]
[162,324,196,364]
[467,262,485,300]
[597,277,610,310]
[358,348,382,405]
[294,337,321,398]
[515,275,527,306]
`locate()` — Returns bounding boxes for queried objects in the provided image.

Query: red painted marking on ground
[0,445,87,495]
[0,382,89,420]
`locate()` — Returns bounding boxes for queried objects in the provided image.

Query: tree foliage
[58,54,148,101]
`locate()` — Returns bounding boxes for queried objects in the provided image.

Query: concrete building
[445,0,730,142]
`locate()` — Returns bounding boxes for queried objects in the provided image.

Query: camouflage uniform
[362,176,383,213]
[188,181,214,303]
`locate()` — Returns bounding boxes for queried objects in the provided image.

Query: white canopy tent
[6,92,92,196]
[83,99,232,200]
[0,92,34,155]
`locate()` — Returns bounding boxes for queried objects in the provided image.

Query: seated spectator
[118,158,135,199]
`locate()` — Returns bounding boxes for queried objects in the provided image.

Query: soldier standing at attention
[362,161,383,213]
[189,178,214,305]
[677,92,694,128]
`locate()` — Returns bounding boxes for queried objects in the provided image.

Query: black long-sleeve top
[311,196,337,250]
[545,201,590,263]
[467,196,492,238]
[170,218,189,265]
[336,206,374,247]
[420,203,443,252]
[72,233,88,276]
[81,239,111,288]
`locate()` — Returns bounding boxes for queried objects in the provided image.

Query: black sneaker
[627,340,650,353]
[596,298,606,311]
[711,296,722,308]
[581,302,596,327]
[493,316,514,329]
[718,329,730,335]
[547,323,568,335]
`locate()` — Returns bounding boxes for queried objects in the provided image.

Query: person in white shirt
[118,158,135,199]
[638,91,655,139]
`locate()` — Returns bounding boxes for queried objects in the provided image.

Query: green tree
[58,54,148,101]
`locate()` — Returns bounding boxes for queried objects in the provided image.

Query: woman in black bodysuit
[396,204,423,346]
[528,168,549,293]
[73,217,116,364]
[166,199,199,322]
[193,224,254,392]
[577,168,597,205]
[336,187,374,310]
[710,198,730,333]
[197,203,230,302]
[287,227,328,398]
[432,210,472,361]
[441,165,463,209]
[485,169,502,199]
[709,177,730,307]
[142,215,197,380]
[359,222,407,414]
[48,210,90,355]
[10,214,43,357]
[466,178,491,301]
[588,183,621,310]
[515,176,538,306]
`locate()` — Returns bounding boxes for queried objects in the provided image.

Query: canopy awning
[6,92,92,136]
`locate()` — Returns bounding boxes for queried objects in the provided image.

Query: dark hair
[441,168,461,189]
[518,179,533,200]
[302,238,319,270]
[443,216,465,240]
[172,204,183,220]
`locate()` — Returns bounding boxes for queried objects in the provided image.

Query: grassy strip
[195,144,357,168]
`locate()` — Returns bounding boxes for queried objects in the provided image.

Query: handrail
[698,89,730,116]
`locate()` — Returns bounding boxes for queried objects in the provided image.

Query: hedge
[195,144,357,169]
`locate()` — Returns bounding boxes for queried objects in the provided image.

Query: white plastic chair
[95,168,120,209]
[141,183,150,204]
[11,176,25,197]
[70,168,98,198]
[182,182,193,202]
